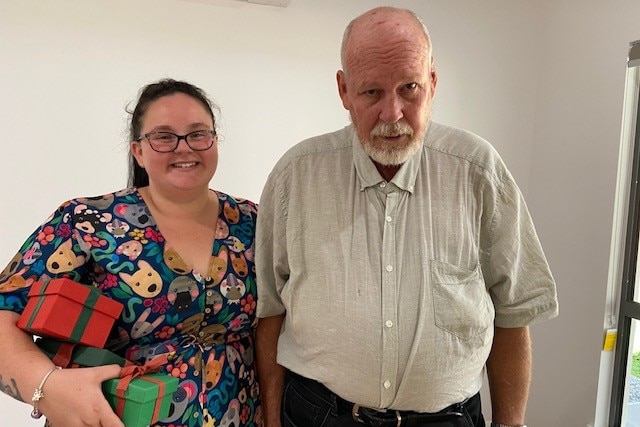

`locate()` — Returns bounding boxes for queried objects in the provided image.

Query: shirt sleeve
[0,200,91,312]
[483,169,559,328]
[255,167,289,318]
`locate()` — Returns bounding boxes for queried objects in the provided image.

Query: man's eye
[405,83,418,90]
[363,89,378,96]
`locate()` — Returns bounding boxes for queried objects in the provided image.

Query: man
[255,6,558,427]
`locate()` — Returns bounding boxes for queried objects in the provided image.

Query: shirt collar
[351,123,427,194]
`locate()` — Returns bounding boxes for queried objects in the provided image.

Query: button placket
[380,191,399,406]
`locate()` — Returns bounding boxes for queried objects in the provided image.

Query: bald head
[340,7,432,75]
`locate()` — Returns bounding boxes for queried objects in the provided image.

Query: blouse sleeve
[0,200,91,312]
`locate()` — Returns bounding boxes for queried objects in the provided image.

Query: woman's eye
[190,131,208,140]
[154,133,174,142]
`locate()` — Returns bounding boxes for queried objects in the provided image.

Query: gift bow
[115,353,174,421]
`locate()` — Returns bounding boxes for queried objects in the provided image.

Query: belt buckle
[395,410,402,427]
[352,404,402,427]
[352,404,366,424]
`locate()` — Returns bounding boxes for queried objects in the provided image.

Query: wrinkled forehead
[344,35,431,86]
[349,47,430,86]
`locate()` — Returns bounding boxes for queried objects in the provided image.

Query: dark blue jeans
[282,371,485,427]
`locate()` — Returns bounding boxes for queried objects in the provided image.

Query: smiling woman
[0,79,261,427]
[130,90,220,209]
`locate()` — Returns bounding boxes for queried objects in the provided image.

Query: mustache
[370,121,414,138]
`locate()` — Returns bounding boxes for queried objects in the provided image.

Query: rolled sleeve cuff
[494,299,559,328]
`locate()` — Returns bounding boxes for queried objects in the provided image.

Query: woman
[0,79,261,427]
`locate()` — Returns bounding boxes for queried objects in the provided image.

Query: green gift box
[36,338,126,368]
[102,372,178,427]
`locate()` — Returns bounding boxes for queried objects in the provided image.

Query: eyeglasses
[137,130,216,153]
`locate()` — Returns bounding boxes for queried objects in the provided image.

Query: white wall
[526,1,640,426]
[0,0,636,426]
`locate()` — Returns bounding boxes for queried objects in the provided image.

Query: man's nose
[379,95,404,123]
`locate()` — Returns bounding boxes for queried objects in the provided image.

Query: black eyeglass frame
[136,130,217,153]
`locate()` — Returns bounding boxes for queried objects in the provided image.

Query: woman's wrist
[30,365,61,419]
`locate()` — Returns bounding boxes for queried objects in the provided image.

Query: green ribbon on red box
[24,280,100,342]
[69,290,99,342]
[115,354,172,422]
[23,281,51,330]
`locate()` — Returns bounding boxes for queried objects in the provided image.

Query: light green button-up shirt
[256,122,558,412]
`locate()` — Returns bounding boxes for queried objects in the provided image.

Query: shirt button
[385,320,393,328]
[385,216,392,222]
[380,182,387,188]
[383,381,391,389]
[386,265,393,272]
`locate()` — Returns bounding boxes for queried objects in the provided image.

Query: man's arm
[486,325,531,426]
[256,314,286,427]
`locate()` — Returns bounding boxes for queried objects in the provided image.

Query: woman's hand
[0,310,124,427]
[37,364,124,427]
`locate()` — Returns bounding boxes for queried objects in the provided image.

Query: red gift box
[17,278,123,348]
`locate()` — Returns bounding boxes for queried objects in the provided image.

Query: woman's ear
[130,141,145,168]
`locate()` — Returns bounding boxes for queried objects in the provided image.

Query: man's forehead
[345,47,430,83]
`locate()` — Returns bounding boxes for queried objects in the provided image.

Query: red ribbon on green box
[115,354,170,423]
[36,338,128,368]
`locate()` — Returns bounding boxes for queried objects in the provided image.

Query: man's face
[337,38,437,166]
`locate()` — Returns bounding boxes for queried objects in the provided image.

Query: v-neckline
[134,188,222,280]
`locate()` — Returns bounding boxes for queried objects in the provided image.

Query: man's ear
[336,70,351,110]
[429,57,438,95]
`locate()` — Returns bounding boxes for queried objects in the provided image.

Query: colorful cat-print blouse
[0,188,261,427]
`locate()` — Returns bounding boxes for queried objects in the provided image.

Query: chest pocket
[430,260,493,340]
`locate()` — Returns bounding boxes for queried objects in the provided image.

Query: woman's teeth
[173,162,197,168]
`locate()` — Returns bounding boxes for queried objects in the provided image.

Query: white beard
[357,121,423,166]
[360,136,423,165]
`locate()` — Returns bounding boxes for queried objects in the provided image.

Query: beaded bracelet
[31,366,62,419]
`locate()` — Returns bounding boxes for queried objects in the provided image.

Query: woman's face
[130,93,218,195]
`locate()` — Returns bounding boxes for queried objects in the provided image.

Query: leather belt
[348,401,465,427]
